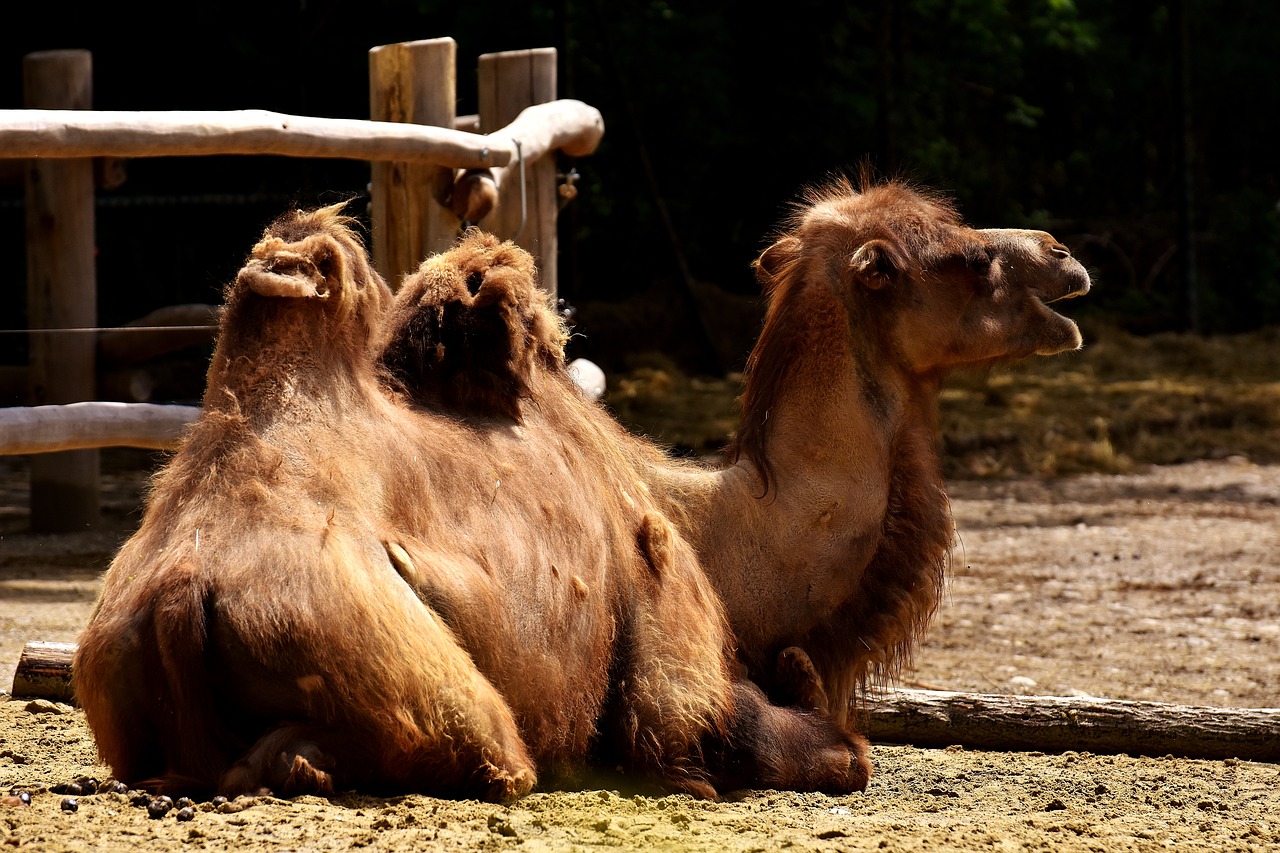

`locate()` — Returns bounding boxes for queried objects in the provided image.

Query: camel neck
[684,342,951,662]
[764,344,941,494]
[201,323,379,431]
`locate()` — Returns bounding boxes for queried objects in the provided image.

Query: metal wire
[0,325,218,336]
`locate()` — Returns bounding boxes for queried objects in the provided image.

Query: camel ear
[848,239,898,290]
[753,236,801,290]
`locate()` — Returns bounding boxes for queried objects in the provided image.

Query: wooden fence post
[368,37,459,287]
[477,48,559,301]
[23,50,100,532]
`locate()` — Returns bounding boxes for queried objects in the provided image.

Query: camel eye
[966,247,992,275]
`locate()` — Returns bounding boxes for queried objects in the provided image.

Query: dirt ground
[0,451,1277,852]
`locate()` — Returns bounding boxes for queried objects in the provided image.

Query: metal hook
[511,138,528,244]
[557,167,580,211]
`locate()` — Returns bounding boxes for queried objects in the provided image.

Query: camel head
[378,229,568,421]
[198,202,393,414]
[753,178,1091,378]
[221,201,392,354]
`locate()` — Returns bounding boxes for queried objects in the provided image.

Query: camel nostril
[466,270,484,296]
[1050,243,1072,260]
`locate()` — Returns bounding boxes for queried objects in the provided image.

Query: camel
[379,174,1090,742]
[647,175,1093,729]
[72,205,867,802]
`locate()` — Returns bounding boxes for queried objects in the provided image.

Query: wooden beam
[368,37,460,285]
[478,49,562,300]
[0,102,603,169]
[0,402,197,454]
[97,303,219,365]
[24,49,100,533]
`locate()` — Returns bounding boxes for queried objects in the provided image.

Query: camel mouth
[238,256,331,300]
[1033,270,1092,306]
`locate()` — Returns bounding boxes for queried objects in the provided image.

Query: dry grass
[602,324,1280,478]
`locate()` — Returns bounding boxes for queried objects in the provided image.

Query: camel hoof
[480,763,537,803]
[282,754,335,797]
[848,735,873,793]
[813,732,873,795]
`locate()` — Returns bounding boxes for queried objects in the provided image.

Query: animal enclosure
[0,38,603,531]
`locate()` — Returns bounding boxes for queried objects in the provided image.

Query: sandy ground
[0,452,1277,852]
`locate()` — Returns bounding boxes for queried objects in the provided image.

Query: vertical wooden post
[477,48,559,301]
[368,37,459,287]
[24,50,100,533]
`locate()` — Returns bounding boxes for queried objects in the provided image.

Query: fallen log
[10,641,75,703]
[9,643,1277,764]
[864,687,1280,763]
[0,402,198,454]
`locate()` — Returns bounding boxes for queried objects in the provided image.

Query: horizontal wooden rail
[0,99,603,169]
[0,360,605,456]
[0,402,197,454]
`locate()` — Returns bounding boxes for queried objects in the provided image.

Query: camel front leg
[712,678,872,795]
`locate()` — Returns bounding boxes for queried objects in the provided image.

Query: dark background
[3,0,1277,386]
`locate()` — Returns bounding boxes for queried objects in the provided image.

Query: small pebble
[129,791,151,808]
[60,797,78,813]
[175,806,195,822]
[211,795,228,807]
[175,796,194,810]
[216,798,249,814]
[11,791,31,807]
[23,699,70,716]
[76,778,100,795]
[107,781,129,795]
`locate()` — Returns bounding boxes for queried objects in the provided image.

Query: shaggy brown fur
[72,208,867,801]
[381,176,1088,757]
[377,230,870,794]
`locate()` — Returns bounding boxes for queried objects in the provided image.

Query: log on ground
[11,641,75,704]
[865,687,1280,763]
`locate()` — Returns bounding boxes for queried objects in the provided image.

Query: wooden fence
[0,38,604,532]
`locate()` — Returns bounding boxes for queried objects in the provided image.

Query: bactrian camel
[73,207,868,802]
[651,175,1092,736]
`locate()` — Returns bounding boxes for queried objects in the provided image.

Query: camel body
[72,208,866,800]
[351,176,1090,746]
